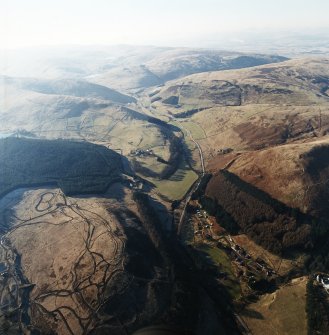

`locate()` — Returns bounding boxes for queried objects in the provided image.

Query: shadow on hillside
[241,308,264,320]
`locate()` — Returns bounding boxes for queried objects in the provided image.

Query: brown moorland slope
[207,137,329,217]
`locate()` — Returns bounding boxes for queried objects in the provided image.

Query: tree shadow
[170,171,185,182]
[241,308,264,320]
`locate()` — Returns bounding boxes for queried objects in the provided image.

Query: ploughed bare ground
[0,185,169,335]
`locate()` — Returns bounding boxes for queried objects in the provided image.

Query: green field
[146,160,198,200]
[198,244,241,299]
[179,120,206,140]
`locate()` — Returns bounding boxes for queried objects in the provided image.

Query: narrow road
[133,95,206,235]
[132,95,253,335]
[173,119,254,335]
[173,118,205,235]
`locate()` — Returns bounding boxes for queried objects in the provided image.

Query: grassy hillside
[0,137,123,196]
[150,58,329,155]
[146,49,287,82]
[87,65,163,92]
[153,58,329,111]
[0,75,178,185]
[87,49,287,92]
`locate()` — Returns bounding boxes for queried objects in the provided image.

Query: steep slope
[145,48,287,82]
[203,169,312,255]
[0,75,179,182]
[207,137,329,217]
[202,144,329,271]
[1,46,287,93]
[87,48,287,92]
[3,76,136,104]
[151,58,329,155]
[153,58,329,111]
[144,58,329,272]
[87,65,163,92]
[0,137,123,197]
